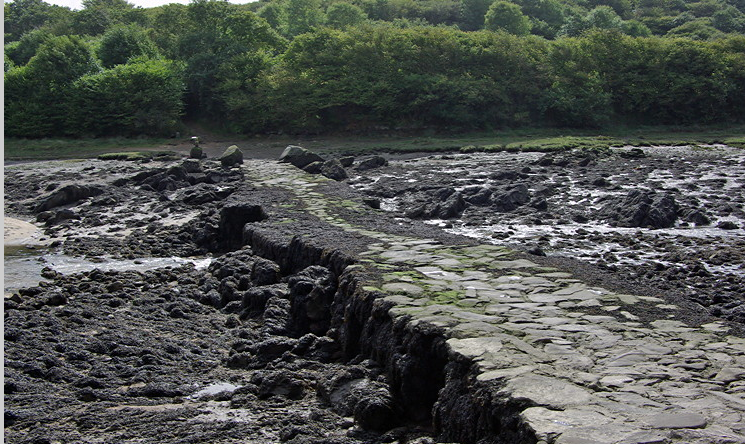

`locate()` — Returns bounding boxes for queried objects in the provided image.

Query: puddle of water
[188,382,242,400]
[4,251,212,293]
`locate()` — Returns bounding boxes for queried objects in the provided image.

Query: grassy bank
[5,125,744,161]
[4,137,175,161]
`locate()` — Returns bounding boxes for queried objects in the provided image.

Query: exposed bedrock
[226,213,537,442]
[598,189,679,229]
[35,184,104,212]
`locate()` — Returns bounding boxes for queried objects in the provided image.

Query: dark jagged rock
[620,148,646,158]
[288,266,337,336]
[279,146,324,169]
[43,208,81,226]
[682,209,711,226]
[302,161,323,174]
[219,203,268,251]
[464,187,492,206]
[592,177,611,187]
[599,190,679,228]
[242,284,288,315]
[182,159,202,173]
[355,156,388,171]
[436,192,466,219]
[339,156,355,167]
[321,159,348,181]
[718,220,740,230]
[492,184,531,212]
[35,184,104,212]
[251,258,281,286]
[363,198,381,209]
[181,183,234,205]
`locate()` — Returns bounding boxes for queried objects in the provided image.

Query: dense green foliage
[4,0,745,138]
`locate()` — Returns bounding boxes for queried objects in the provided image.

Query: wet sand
[4,217,47,247]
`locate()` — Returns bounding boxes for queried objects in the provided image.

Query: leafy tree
[326,2,368,29]
[73,0,147,36]
[97,24,159,68]
[558,15,587,36]
[147,3,188,58]
[514,0,565,37]
[726,0,745,12]
[587,0,632,19]
[4,28,53,65]
[622,20,653,36]
[5,35,99,137]
[667,18,725,39]
[258,2,287,30]
[559,6,622,36]
[5,53,16,72]
[25,34,100,83]
[419,0,461,25]
[459,0,493,30]
[4,0,71,42]
[484,1,532,35]
[687,0,726,17]
[542,37,612,126]
[585,6,623,30]
[285,0,325,36]
[516,0,564,27]
[71,58,184,136]
[712,6,745,32]
[174,1,285,119]
[543,70,612,126]
[215,51,276,132]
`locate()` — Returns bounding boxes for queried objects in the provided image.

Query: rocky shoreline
[5,145,745,444]
[348,145,745,327]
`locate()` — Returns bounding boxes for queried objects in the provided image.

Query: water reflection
[4,247,211,294]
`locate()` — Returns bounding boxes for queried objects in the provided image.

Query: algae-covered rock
[190,145,204,159]
[220,145,244,167]
[279,145,324,169]
[321,159,348,181]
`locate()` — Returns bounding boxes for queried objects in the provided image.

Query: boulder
[251,258,281,286]
[599,190,679,228]
[219,145,244,167]
[279,145,324,169]
[718,221,740,230]
[363,198,381,209]
[181,183,233,205]
[302,161,323,174]
[182,159,202,173]
[493,183,531,212]
[339,156,355,167]
[682,209,710,226]
[189,145,203,159]
[436,192,466,219]
[320,371,397,431]
[355,155,388,171]
[321,159,348,181]
[44,209,80,226]
[241,284,287,315]
[465,186,493,206]
[35,184,104,212]
[262,297,292,336]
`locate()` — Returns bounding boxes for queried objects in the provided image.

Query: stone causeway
[245,159,745,444]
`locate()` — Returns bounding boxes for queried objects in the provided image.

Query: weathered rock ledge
[238,159,745,444]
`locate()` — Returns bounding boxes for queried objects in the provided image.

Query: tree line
[4,0,745,138]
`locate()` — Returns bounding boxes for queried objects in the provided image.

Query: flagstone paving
[245,160,745,444]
